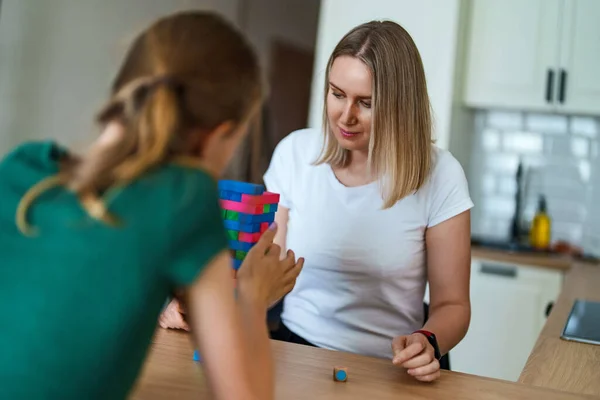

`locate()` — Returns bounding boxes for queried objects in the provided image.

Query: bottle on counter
[529,195,551,250]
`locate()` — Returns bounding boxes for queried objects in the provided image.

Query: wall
[0,0,239,157]
[306,0,465,152]
[241,0,320,76]
[468,109,600,253]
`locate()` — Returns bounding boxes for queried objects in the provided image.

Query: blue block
[237,212,276,224]
[223,219,261,233]
[233,258,243,270]
[193,350,202,362]
[218,180,264,195]
[219,190,242,201]
[229,240,254,252]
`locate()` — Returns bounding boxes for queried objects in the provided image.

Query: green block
[263,204,270,213]
[235,250,247,260]
[226,229,238,241]
[226,210,239,221]
[220,209,226,219]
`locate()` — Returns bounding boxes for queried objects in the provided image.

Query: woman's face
[326,55,372,153]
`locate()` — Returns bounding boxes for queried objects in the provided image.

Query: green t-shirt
[0,141,228,399]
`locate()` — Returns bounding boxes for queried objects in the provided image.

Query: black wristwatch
[414,330,441,360]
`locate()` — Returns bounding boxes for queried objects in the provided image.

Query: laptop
[561,299,600,346]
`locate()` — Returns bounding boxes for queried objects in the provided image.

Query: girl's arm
[183,225,303,400]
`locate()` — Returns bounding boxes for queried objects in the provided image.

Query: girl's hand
[236,222,304,308]
[159,298,189,331]
[391,333,441,382]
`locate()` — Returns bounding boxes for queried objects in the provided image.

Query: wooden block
[225,210,239,221]
[223,219,261,233]
[260,222,269,233]
[218,180,264,195]
[235,250,247,260]
[229,240,254,252]
[239,231,261,243]
[226,229,239,241]
[220,199,264,215]
[238,212,275,224]
[232,258,243,270]
[333,367,348,382]
[240,191,280,205]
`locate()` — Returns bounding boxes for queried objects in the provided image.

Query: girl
[264,20,473,382]
[0,11,302,400]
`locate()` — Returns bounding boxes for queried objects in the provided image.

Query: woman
[264,21,473,382]
[0,11,302,400]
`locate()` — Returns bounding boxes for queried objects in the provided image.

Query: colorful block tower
[193,180,279,364]
[218,179,280,276]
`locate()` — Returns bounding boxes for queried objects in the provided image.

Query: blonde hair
[314,20,433,209]
[17,11,262,235]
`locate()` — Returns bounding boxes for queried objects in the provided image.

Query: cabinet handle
[558,69,568,104]
[546,69,555,103]
[480,264,517,278]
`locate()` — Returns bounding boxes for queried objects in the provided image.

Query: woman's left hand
[391,333,440,382]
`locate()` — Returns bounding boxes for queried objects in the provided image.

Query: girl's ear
[189,121,235,156]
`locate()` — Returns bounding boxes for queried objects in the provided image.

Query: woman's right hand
[236,222,304,308]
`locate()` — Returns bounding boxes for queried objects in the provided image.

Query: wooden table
[130,329,596,399]
[519,263,600,396]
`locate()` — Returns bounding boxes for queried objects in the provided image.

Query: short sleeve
[166,169,228,287]
[427,150,474,228]
[263,136,294,209]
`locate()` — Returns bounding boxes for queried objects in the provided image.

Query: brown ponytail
[16,11,262,235]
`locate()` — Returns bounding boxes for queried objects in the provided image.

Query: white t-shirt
[263,128,474,359]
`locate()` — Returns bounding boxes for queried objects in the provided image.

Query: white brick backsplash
[469,109,600,248]
[481,174,496,195]
[487,110,522,130]
[482,196,515,218]
[482,128,501,151]
[485,154,520,174]
[570,116,598,138]
[526,113,568,135]
[503,131,543,153]
[552,221,583,244]
[579,160,591,182]
[498,176,517,196]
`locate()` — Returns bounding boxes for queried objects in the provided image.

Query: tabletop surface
[519,263,600,396]
[130,329,596,400]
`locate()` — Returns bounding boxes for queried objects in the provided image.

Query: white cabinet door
[558,0,600,115]
[463,0,562,111]
[449,259,562,382]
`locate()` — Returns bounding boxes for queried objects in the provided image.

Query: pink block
[239,231,261,243]
[220,199,263,215]
[240,191,280,205]
[260,222,269,233]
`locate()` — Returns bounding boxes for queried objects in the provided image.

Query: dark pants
[269,322,317,347]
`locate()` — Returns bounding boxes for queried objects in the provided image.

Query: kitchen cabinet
[449,258,562,382]
[463,0,600,116]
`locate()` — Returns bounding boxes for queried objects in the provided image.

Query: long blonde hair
[17,11,262,235]
[314,20,433,209]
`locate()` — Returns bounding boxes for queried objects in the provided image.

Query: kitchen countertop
[519,262,600,396]
[472,246,574,271]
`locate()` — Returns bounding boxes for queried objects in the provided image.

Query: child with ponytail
[0,11,302,400]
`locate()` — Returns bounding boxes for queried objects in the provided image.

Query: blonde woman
[265,21,473,382]
[0,12,302,400]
